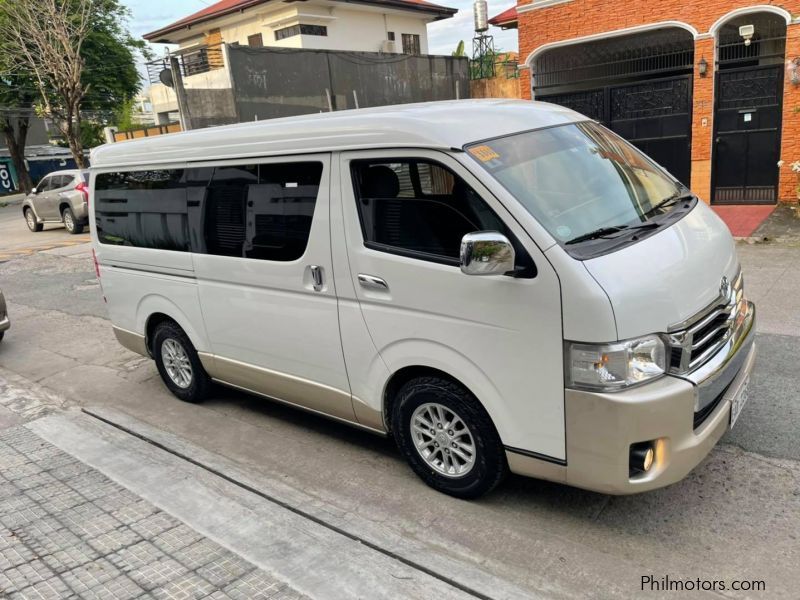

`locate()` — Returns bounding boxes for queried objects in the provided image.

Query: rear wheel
[152,321,212,403]
[24,209,42,232]
[391,376,507,499]
[62,207,83,234]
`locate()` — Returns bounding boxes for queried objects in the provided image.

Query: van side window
[203,162,323,261]
[351,159,527,267]
[95,170,189,251]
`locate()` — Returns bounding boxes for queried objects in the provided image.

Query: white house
[144,0,457,124]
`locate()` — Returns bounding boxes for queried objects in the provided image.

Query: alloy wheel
[410,402,476,478]
[161,338,193,389]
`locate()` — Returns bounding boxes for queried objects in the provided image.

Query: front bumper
[508,303,756,494]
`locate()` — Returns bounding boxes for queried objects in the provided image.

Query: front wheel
[62,207,84,234]
[152,321,212,403]
[391,376,507,499]
[24,209,42,232]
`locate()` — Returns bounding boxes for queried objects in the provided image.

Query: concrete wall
[150,58,234,124]
[186,88,238,129]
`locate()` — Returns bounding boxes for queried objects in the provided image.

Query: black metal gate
[538,75,692,186]
[712,64,783,204]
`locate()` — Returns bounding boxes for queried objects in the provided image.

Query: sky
[121,0,519,71]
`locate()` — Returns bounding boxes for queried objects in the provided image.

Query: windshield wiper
[564,221,662,245]
[565,226,628,245]
[645,191,694,217]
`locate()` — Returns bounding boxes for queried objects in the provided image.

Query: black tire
[152,321,212,403]
[0,331,4,342]
[24,208,42,232]
[391,376,507,499]
[62,206,84,234]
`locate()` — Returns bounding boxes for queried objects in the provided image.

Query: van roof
[90,99,585,169]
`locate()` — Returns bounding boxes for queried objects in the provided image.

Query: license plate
[729,375,750,429]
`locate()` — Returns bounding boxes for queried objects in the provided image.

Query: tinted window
[203,162,322,261]
[61,175,75,189]
[351,159,531,270]
[95,162,323,262]
[95,170,190,251]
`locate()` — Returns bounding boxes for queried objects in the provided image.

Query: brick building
[489,2,800,205]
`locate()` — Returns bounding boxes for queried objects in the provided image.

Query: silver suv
[22,169,90,234]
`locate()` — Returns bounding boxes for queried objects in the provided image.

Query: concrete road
[0,238,798,598]
[0,200,90,263]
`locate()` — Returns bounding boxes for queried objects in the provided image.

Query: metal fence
[145,44,226,85]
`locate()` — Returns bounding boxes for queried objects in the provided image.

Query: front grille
[668,270,743,375]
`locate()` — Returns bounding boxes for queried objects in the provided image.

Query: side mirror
[31,187,38,195]
[460,231,515,276]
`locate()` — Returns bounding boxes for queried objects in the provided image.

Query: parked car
[89,100,755,499]
[0,289,9,342]
[22,169,90,234]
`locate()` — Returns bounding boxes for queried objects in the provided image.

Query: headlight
[566,334,666,391]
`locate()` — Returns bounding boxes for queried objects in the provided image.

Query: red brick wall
[517,1,800,202]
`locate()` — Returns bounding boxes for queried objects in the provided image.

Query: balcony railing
[146,44,225,85]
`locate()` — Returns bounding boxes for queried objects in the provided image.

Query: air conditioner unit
[381,40,396,53]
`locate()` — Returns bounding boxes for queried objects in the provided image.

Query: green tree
[0,8,38,193]
[0,73,37,193]
[452,40,466,57]
[0,0,146,169]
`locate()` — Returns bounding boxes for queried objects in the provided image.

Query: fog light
[630,443,655,475]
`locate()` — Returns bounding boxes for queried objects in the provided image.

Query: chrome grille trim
[668,269,743,376]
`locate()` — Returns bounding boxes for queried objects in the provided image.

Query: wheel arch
[378,348,509,444]
[136,296,209,357]
[383,366,465,431]
[22,202,38,219]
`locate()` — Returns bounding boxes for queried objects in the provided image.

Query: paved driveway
[0,239,797,598]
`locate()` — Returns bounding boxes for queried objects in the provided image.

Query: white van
[90,99,755,498]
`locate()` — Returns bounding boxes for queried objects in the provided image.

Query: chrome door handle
[309,265,324,292]
[358,274,388,291]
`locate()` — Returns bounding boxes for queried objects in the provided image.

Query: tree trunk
[58,107,86,169]
[1,116,34,194]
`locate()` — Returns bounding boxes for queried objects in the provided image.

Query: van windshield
[465,122,692,257]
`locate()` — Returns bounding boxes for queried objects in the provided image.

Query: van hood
[583,202,739,340]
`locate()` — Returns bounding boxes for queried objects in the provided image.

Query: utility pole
[169,55,194,131]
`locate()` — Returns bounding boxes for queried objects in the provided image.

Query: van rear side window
[95,162,323,261]
[95,170,189,251]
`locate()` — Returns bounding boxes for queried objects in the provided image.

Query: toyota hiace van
[90,100,755,498]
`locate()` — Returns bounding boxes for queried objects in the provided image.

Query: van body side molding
[504,445,567,466]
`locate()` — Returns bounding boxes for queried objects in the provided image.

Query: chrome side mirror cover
[460,231,515,276]
[31,187,38,195]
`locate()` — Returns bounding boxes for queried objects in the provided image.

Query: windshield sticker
[555,225,572,239]
[468,145,500,163]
